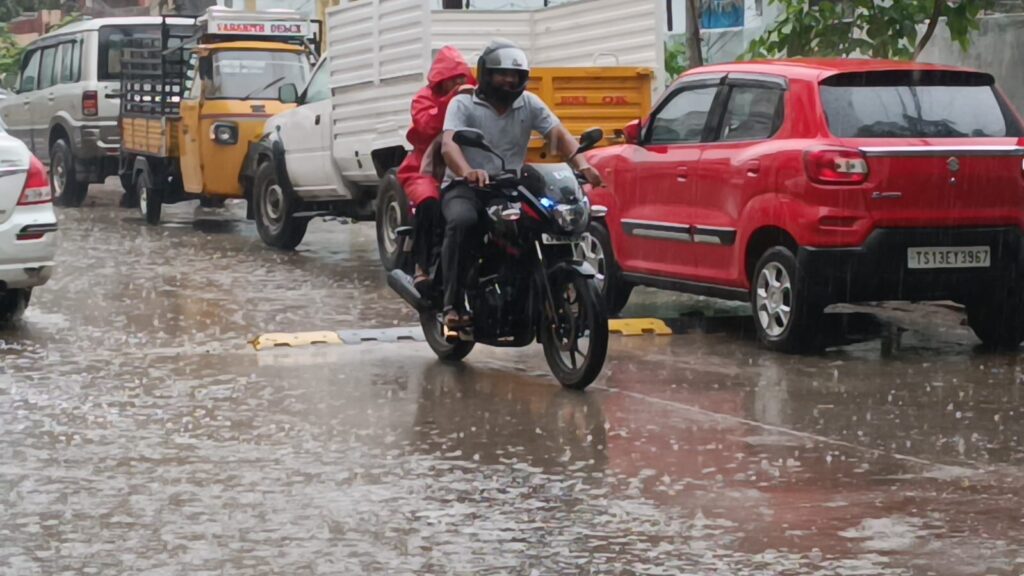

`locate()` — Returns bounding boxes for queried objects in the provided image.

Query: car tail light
[82,91,98,117]
[804,148,869,185]
[18,155,52,206]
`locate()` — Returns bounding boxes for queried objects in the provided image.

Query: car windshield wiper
[243,76,287,100]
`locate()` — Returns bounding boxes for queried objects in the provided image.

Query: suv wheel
[50,140,87,207]
[0,289,31,323]
[751,246,824,353]
[254,161,308,250]
[580,221,633,316]
[966,289,1024,349]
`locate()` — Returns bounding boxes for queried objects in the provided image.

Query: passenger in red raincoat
[397,46,475,289]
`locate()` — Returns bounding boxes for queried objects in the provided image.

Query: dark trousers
[441,183,484,312]
[413,198,441,274]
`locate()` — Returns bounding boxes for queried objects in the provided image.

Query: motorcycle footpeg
[444,325,474,342]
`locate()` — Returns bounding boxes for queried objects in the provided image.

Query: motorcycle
[388,128,610,390]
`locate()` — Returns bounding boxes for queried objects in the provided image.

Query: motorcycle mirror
[453,129,490,151]
[577,128,604,152]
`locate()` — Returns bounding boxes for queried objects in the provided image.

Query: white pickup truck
[242,0,664,262]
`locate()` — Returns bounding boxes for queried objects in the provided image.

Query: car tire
[966,288,1024,349]
[0,289,31,323]
[137,169,162,226]
[50,139,87,207]
[376,170,411,272]
[254,160,308,250]
[581,221,633,316]
[750,246,824,353]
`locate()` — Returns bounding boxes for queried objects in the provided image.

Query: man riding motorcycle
[397,46,476,292]
[440,39,603,329]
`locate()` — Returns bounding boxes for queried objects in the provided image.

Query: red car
[584,59,1024,352]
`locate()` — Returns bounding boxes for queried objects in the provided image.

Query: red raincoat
[397,46,475,206]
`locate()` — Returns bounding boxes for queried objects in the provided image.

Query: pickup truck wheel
[254,161,308,250]
[751,246,824,353]
[50,139,86,207]
[376,171,410,271]
[581,221,633,316]
[137,170,162,226]
[966,288,1024,349]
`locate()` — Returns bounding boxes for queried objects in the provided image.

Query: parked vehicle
[118,8,317,225]
[244,0,662,256]
[585,59,1024,352]
[0,15,194,207]
[0,121,58,321]
[388,129,609,390]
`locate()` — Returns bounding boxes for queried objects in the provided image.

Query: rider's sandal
[413,270,431,294]
[444,309,471,329]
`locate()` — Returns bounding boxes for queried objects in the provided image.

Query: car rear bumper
[799,227,1024,303]
[0,203,58,289]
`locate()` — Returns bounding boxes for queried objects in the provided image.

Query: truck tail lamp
[804,147,869,185]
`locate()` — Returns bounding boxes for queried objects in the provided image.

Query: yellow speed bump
[250,331,343,351]
[608,318,672,336]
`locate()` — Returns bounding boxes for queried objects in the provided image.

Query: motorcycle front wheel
[541,273,609,390]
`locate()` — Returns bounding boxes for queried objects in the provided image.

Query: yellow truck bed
[121,116,180,158]
[526,66,653,162]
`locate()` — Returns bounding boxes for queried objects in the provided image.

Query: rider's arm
[549,124,604,187]
[441,130,474,178]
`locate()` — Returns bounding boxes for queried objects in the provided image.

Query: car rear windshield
[99,25,193,81]
[819,70,1022,138]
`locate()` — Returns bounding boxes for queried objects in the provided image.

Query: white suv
[0,16,192,207]
[0,123,58,321]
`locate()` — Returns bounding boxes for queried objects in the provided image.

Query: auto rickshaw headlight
[210,122,238,145]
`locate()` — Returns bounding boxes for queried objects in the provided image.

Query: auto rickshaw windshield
[207,50,310,101]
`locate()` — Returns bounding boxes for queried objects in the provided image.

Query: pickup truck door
[277,60,336,198]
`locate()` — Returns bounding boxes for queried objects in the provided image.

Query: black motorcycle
[388,128,610,390]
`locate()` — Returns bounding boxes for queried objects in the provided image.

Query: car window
[39,46,59,90]
[303,60,330,104]
[820,71,1018,138]
[720,86,784,142]
[59,40,81,84]
[20,50,41,93]
[647,86,718,144]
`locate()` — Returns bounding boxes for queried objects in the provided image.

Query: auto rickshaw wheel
[137,170,162,226]
[254,160,308,250]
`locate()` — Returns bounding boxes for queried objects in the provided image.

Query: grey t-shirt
[442,91,559,186]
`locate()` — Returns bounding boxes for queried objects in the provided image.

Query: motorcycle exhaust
[387,269,430,312]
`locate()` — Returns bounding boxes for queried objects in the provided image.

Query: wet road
[1,182,1023,575]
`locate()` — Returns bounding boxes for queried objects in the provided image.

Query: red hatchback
[584,59,1024,352]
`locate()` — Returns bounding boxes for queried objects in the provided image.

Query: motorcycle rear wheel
[421,311,475,362]
[541,274,608,390]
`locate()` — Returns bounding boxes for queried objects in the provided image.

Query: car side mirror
[623,119,641,145]
[279,83,298,104]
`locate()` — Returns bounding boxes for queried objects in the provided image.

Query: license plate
[542,233,577,245]
[907,246,990,269]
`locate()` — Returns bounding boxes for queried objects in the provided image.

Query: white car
[0,124,58,321]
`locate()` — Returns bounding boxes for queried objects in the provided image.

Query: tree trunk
[913,0,944,60]
[685,0,704,68]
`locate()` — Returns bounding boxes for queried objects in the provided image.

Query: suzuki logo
[947,156,960,172]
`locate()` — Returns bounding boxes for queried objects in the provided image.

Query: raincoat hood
[427,45,475,89]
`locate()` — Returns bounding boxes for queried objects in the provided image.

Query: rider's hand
[580,166,604,188]
[464,169,490,187]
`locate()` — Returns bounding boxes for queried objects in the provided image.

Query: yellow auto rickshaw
[119,7,318,224]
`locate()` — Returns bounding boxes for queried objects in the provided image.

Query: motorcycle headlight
[553,197,589,233]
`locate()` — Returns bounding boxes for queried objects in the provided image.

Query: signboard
[207,19,310,36]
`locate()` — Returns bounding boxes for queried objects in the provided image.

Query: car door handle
[676,167,688,182]
[746,160,761,176]
[314,114,320,125]
[47,94,56,102]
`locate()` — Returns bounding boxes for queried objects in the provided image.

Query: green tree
[0,25,24,78]
[745,0,994,61]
